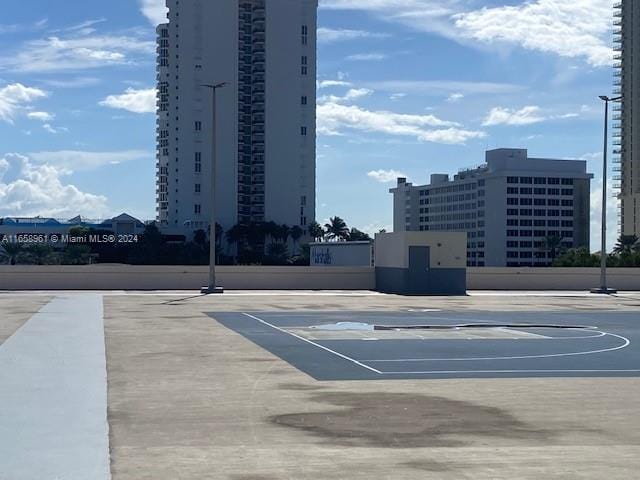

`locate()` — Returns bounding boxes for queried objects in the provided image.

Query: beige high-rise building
[615,0,640,235]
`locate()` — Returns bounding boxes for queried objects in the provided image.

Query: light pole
[201,82,228,295]
[591,95,622,295]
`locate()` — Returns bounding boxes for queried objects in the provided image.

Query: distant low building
[0,213,147,241]
[310,241,373,267]
[390,148,594,267]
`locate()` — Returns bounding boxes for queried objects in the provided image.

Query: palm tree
[226,224,245,257]
[324,216,349,242]
[193,229,207,247]
[278,224,291,244]
[308,221,324,242]
[613,235,639,255]
[0,242,25,265]
[290,225,303,254]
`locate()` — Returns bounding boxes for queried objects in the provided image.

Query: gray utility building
[615,0,640,236]
[390,149,593,267]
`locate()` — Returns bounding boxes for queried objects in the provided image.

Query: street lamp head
[599,95,609,101]
[201,82,229,90]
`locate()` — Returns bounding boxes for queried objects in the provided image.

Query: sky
[0,0,619,250]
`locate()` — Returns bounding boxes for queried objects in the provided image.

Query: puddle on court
[310,322,374,331]
[270,391,583,448]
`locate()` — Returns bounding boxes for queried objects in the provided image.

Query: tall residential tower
[615,0,639,235]
[156,0,317,237]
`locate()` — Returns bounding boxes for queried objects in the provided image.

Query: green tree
[308,221,324,242]
[25,244,55,265]
[193,229,207,247]
[0,242,25,265]
[264,242,289,265]
[324,216,349,242]
[290,225,304,254]
[553,248,600,267]
[348,227,372,242]
[613,235,639,255]
[226,224,246,254]
[541,235,564,261]
[277,224,291,244]
[62,245,92,265]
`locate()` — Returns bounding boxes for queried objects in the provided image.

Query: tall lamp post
[591,95,622,295]
[201,82,228,295]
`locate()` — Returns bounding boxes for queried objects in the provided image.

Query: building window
[301,56,308,75]
[194,204,201,214]
[195,184,201,193]
[195,121,202,131]
[301,126,307,136]
[302,25,308,45]
[301,96,308,105]
[195,152,202,173]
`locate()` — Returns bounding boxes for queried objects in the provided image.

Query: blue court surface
[211,310,640,380]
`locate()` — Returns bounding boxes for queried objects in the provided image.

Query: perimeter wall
[0,266,639,291]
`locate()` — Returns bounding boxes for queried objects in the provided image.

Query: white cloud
[318,27,389,43]
[99,88,156,114]
[447,92,464,103]
[483,105,586,127]
[29,150,152,171]
[0,83,48,124]
[27,111,54,122]
[364,80,523,96]
[41,124,68,134]
[318,102,485,144]
[0,34,155,73]
[390,93,407,101]
[317,80,353,89]
[0,153,109,218]
[320,0,612,67]
[346,52,388,61]
[454,0,612,67]
[483,106,545,126]
[318,88,373,104]
[139,0,168,25]
[367,169,407,183]
[40,77,101,88]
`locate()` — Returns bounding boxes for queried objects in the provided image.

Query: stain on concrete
[270,392,569,448]
[228,475,280,480]
[278,383,327,391]
[402,460,455,472]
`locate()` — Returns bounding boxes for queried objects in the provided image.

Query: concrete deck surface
[1,291,639,479]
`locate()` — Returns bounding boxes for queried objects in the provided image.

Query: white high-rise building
[155,0,317,238]
[615,0,639,235]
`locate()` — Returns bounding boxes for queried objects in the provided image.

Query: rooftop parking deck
[1,290,639,479]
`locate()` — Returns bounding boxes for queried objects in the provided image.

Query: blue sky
[0,0,618,249]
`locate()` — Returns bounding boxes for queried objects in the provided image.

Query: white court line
[362,331,630,362]
[379,369,640,375]
[0,294,111,480]
[241,313,382,374]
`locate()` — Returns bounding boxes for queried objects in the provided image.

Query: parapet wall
[0,265,638,291]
